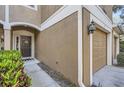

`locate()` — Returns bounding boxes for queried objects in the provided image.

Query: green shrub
[120,41,124,52]
[117,52,124,65]
[0,50,21,60]
[0,50,31,87]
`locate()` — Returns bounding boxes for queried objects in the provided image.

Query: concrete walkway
[93,66,124,87]
[24,59,60,87]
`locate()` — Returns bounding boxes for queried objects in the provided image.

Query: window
[23,5,38,11]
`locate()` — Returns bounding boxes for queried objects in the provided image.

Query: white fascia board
[84,5,112,32]
[41,5,80,31]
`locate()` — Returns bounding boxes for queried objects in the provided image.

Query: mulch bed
[38,62,76,87]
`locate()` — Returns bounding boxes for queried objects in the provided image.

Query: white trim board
[41,5,80,31]
[78,6,85,87]
[10,22,41,31]
[89,33,93,86]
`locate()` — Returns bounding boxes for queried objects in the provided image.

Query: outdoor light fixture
[88,21,96,34]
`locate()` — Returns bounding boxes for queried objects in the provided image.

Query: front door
[20,36,32,57]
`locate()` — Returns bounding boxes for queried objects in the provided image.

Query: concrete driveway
[93,66,124,87]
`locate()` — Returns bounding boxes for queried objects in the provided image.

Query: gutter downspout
[78,6,85,87]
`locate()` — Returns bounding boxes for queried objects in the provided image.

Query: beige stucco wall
[0,5,5,22]
[9,6,42,27]
[35,12,78,85]
[41,5,62,23]
[82,8,90,86]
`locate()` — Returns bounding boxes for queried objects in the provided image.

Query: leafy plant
[117,52,124,65]
[0,50,31,87]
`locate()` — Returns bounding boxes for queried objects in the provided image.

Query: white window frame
[23,5,38,11]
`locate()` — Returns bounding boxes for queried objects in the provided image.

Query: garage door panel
[93,28,107,73]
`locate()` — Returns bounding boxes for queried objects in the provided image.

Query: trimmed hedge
[120,41,124,52]
[0,50,31,87]
[117,52,124,65]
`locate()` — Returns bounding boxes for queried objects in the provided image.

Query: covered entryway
[11,25,40,59]
[13,30,34,58]
[93,28,107,73]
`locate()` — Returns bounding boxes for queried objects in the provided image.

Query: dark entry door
[20,36,32,57]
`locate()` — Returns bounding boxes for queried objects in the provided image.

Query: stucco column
[107,32,112,65]
[116,37,120,55]
[89,33,93,85]
[3,24,11,50]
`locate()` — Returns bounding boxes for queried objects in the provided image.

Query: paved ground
[24,59,60,87]
[93,66,124,87]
